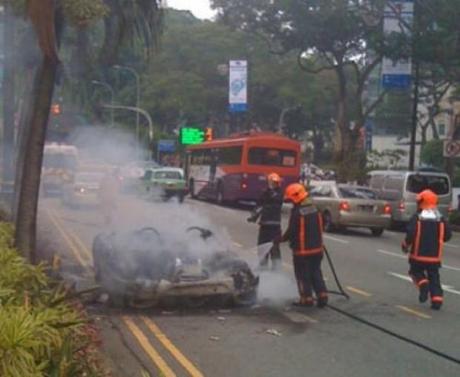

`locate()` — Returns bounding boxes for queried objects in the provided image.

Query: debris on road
[209,336,220,341]
[266,329,282,337]
[217,316,226,322]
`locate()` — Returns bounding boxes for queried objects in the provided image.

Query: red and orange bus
[186,132,301,203]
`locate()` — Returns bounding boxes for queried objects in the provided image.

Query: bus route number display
[180,127,205,145]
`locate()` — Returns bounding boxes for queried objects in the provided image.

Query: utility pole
[409,59,420,171]
[408,0,419,171]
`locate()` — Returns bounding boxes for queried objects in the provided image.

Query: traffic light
[204,127,213,141]
[51,104,62,115]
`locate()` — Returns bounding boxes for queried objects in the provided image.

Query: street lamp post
[92,80,115,127]
[101,104,154,145]
[113,65,141,157]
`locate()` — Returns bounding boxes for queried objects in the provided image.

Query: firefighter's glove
[401,242,409,254]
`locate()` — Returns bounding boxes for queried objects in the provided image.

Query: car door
[140,169,154,193]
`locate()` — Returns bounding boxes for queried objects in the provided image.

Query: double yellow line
[46,208,205,377]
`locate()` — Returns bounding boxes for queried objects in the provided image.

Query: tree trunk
[2,5,16,186]
[14,57,58,262]
[13,70,36,223]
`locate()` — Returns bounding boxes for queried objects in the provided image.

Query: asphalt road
[37,195,460,377]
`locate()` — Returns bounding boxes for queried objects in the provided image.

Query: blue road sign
[158,139,176,153]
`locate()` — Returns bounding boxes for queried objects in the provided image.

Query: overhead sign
[443,140,460,158]
[158,139,176,153]
[381,0,413,89]
[180,127,205,145]
[229,60,248,113]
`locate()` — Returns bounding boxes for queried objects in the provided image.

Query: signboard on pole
[229,60,248,113]
[179,127,205,145]
[443,140,460,158]
[381,0,414,89]
[158,139,176,153]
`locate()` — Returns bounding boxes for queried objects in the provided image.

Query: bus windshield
[248,147,296,167]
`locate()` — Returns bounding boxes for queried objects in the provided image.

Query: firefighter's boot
[419,282,429,303]
[317,292,328,308]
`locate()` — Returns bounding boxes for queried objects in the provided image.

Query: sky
[167,0,216,20]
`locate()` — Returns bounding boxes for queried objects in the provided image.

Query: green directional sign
[180,127,205,145]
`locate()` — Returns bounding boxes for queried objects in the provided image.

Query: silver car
[310,183,392,236]
[62,172,105,208]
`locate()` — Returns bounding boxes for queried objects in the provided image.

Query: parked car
[368,170,452,225]
[140,167,188,202]
[61,171,105,208]
[309,183,392,236]
[119,160,160,193]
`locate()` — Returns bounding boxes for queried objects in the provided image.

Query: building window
[438,124,446,136]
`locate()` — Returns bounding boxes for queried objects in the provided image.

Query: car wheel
[189,180,197,199]
[234,289,258,307]
[323,211,335,232]
[216,184,224,205]
[371,228,384,237]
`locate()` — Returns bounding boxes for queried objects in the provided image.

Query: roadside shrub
[0,222,109,377]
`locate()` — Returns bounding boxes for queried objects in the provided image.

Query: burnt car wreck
[92,226,259,308]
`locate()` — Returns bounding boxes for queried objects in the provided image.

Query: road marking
[379,249,460,272]
[283,310,319,324]
[388,272,460,296]
[233,241,243,248]
[142,316,205,377]
[46,210,88,268]
[396,305,432,319]
[324,235,349,244]
[377,249,406,260]
[444,243,460,249]
[346,286,372,297]
[122,316,176,377]
[51,209,93,263]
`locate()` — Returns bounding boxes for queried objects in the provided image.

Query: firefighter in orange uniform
[275,183,328,307]
[402,189,452,310]
[248,172,283,270]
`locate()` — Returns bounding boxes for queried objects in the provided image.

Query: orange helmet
[416,189,438,210]
[284,183,308,204]
[267,172,281,184]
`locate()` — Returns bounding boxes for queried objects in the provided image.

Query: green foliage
[420,139,444,168]
[367,149,408,169]
[61,0,108,26]
[0,223,108,377]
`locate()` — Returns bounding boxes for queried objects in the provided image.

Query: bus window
[191,150,212,165]
[218,147,242,165]
[248,147,296,167]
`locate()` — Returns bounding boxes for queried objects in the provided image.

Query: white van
[368,170,452,224]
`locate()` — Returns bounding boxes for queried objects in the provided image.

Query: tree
[211,0,387,180]
[125,10,339,146]
[420,139,444,168]
[13,0,105,262]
